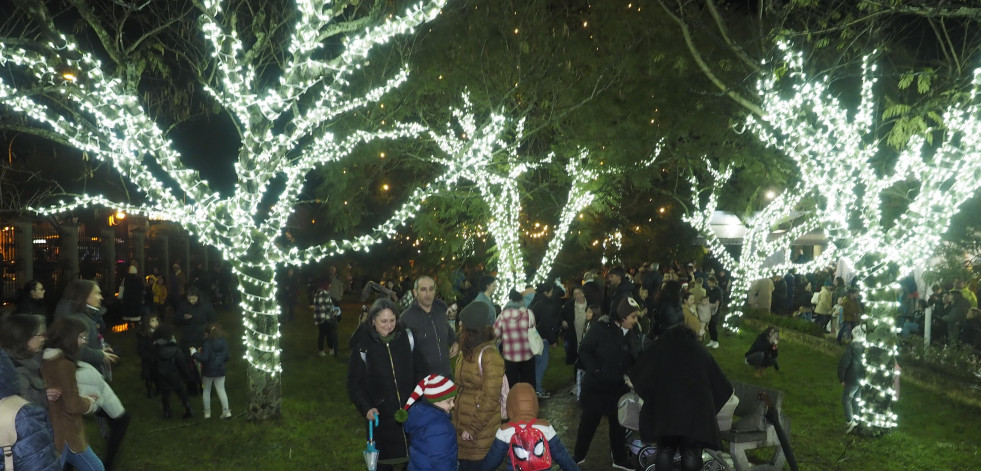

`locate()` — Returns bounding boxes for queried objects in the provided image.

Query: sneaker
[204,411,211,419]
[573,456,586,466]
[221,410,232,419]
[612,459,634,471]
[845,420,858,434]
[318,351,326,357]
[536,391,552,399]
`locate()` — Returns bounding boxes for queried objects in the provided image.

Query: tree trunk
[231,259,283,420]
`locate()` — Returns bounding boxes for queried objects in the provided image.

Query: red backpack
[508,418,552,471]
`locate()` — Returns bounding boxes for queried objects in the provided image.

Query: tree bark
[232,259,283,420]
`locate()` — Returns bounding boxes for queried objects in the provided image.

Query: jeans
[842,382,861,422]
[707,312,720,342]
[534,345,549,393]
[838,321,855,343]
[60,443,105,471]
[203,376,229,414]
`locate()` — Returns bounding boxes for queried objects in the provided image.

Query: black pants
[160,386,190,414]
[746,351,777,369]
[318,322,338,352]
[504,359,535,388]
[708,312,720,342]
[95,410,130,470]
[655,435,702,471]
[574,399,627,462]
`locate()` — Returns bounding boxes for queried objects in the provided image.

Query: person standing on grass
[311,279,341,357]
[191,322,231,419]
[41,317,104,471]
[400,275,458,378]
[838,325,866,434]
[152,325,194,419]
[348,298,427,471]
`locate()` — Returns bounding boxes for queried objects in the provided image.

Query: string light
[741,42,981,430]
[3,0,449,380]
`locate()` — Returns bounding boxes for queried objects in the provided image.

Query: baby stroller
[617,391,737,471]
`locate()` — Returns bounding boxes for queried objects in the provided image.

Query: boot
[182,401,193,419]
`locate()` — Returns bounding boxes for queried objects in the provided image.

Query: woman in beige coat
[453,303,505,471]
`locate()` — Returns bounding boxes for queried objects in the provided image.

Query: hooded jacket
[152,336,191,391]
[404,400,457,471]
[40,348,95,455]
[479,383,580,471]
[192,337,229,378]
[0,349,59,471]
[630,325,733,449]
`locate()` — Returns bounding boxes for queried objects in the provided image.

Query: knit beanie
[395,374,458,422]
[616,296,641,321]
[460,302,492,329]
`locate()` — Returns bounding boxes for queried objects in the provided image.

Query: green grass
[97,303,981,470]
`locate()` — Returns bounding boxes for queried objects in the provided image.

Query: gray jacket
[399,299,456,377]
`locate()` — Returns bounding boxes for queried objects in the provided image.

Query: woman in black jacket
[346,298,426,471]
[631,323,733,471]
[573,297,641,469]
[652,280,685,338]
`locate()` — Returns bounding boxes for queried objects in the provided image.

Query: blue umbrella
[363,415,380,471]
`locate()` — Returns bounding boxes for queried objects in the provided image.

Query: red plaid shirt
[494,304,536,362]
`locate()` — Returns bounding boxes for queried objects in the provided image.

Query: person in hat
[452,303,505,471]
[572,297,640,470]
[399,374,459,471]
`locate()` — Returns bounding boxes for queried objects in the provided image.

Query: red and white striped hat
[396,374,457,422]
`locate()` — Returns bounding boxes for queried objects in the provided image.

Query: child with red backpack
[480,383,579,471]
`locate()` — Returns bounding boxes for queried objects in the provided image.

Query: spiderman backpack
[508,418,552,471]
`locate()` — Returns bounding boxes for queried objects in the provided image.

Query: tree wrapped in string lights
[0,0,448,419]
[684,158,837,328]
[747,42,981,430]
[428,95,602,301]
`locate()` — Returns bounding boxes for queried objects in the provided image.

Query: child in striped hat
[398,374,459,471]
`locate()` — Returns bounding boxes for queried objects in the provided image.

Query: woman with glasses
[0,313,62,408]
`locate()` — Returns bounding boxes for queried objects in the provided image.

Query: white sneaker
[203,411,211,419]
[318,351,326,357]
[221,410,232,419]
[709,341,720,349]
[845,420,858,434]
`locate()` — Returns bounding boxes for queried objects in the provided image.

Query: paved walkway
[537,386,624,471]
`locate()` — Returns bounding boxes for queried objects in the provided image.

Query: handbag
[527,309,545,355]
[478,345,511,419]
[617,390,644,430]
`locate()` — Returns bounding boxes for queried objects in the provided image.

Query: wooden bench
[717,381,791,471]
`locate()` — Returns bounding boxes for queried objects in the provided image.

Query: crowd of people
[1,260,231,470]
[341,263,743,471]
[3,254,979,470]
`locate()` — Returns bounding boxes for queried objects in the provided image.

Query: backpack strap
[1,395,29,470]
[476,344,495,377]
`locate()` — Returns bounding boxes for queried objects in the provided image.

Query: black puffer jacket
[152,336,191,391]
[578,319,636,413]
[347,324,426,462]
